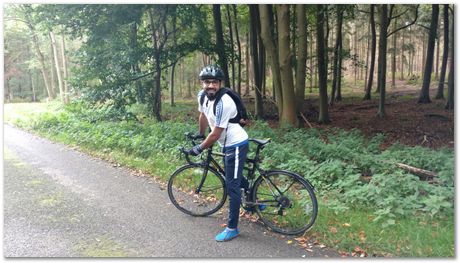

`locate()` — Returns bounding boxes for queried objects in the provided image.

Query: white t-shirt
[197,90,249,148]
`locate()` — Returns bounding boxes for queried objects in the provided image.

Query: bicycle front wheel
[252,170,318,235]
[168,164,227,216]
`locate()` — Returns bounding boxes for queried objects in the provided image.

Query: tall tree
[232,5,243,94]
[249,4,264,118]
[363,4,376,100]
[330,4,343,106]
[213,4,230,87]
[377,4,389,118]
[22,5,54,100]
[259,4,283,115]
[60,31,69,103]
[391,16,397,88]
[316,4,330,124]
[418,4,439,103]
[436,4,449,100]
[277,4,299,127]
[295,4,307,112]
[445,6,454,110]
[226,5,236,89]
[49,31,66,103]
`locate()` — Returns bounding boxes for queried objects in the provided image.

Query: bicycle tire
[252,170,318,235]
[168,164,227,216]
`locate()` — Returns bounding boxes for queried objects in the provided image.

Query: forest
[3,4,455,257]
[4,4,454,124]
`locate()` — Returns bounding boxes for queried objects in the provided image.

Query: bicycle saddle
[249,138,271,147]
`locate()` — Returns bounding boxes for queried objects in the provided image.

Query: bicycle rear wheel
[252,170,318,235]
[168,164,227,216]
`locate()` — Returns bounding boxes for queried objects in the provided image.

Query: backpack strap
[199,91,206,107]
[212,88,241,124]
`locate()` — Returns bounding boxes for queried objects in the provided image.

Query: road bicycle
[167,132,318,235]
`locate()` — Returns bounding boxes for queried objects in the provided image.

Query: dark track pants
[223,142,249,229]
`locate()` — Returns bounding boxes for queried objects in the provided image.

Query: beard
[205,90,217,100]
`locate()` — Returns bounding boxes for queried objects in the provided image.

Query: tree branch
[387,4,419,38]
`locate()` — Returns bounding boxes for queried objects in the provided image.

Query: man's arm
[198,112,208,136]
[200,127,224,150]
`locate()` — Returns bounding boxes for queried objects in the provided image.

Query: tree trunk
[436,4,449,100]
[418,4,439,103]
[445,6,454,110]
[391,17,397,88]
[400,30,405,80]
[245,32,250,96]
[249,4,264,118]
[170,63,176,107]
[336,41,343,102]
[435,28,440,81]
[26,15,55,100]
[364,20,371,91]
[170,15,177,107]
[295,4,307,112]
[60,31,69,104]
[49,31,65,104]
[330,5,343,106]
[309,27,314,93]
[364,4,376,100]
[213,5,230,87]
[29,70,36,102]
[48,35,58,99]
[277,4,298,127]
[148,8,166,122]
[259,4,283,115]
[377,4,389,118]
[130,22,145,103]
[233,4,242,95]
[354,22,358,86]
[226,5,236,89]
[316,4,330,124]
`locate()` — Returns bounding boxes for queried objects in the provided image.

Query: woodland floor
[259,80,454,150]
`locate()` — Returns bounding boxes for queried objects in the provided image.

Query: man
[186,65,249,242]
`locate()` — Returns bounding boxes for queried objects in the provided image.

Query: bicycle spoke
[168,164,226,217]
[253,171,318,235]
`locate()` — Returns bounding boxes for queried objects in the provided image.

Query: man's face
[201,79,221,100]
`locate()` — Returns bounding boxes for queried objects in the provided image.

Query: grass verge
[4,101,454,257]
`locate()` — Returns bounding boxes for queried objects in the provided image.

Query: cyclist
[185,65,249,242]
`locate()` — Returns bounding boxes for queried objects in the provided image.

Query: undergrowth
[5,101,454,257]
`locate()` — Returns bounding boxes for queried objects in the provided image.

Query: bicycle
[167,132,318,235]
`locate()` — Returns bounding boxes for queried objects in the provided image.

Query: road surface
[3,124,339,258]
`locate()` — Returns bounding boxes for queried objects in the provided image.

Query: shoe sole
[216,233,239,242]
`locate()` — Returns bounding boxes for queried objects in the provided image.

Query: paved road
[3,124,339,258]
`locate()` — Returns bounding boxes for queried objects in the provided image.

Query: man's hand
[186,144,203,156]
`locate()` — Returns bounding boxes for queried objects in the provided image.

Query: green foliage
[244,123,454,222]
[10,101,454,223]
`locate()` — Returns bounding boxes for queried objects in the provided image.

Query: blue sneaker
[258,203,267,211]
[215,228,239,242]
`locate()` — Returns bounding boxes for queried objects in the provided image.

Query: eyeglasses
[202,80,220,85]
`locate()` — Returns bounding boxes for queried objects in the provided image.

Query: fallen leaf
[295,237,307,243]
[359,230,366,242]
[329,226,338,234]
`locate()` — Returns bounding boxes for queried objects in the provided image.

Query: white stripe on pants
[234,146,239,179]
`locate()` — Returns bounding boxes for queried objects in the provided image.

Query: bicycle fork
[195,167,209,194]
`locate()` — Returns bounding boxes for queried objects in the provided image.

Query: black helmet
[199,65,224,80]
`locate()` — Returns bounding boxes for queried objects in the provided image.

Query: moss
[73,237,129,257]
